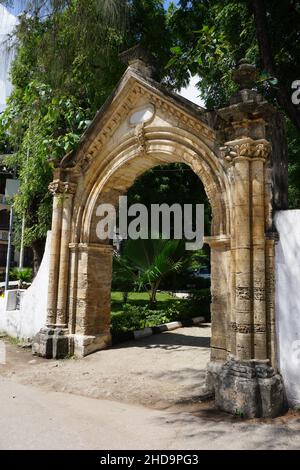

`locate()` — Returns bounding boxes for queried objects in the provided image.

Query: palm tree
[114,237,190,309]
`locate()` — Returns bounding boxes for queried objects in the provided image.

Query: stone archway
[33,57,286,417]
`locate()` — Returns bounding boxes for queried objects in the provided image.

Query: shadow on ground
[113,325,211,350]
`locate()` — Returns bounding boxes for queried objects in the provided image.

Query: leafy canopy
[0,0,172,258]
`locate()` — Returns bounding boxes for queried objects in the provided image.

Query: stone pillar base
[32,329,112,358]
[206,359,286,418]
[32,328,70,359]
[72,333,111,357]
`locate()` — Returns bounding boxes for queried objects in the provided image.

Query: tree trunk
[252,0,300,132]
[149,282,160,310]
[31,237,46,278]
[267,112,289,210]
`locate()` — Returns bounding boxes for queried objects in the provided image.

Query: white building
[0,5,18,278]
[0,4,18,113]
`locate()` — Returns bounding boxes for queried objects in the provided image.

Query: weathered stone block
[73,333,111,357]
[32,328,70,359]
[32,328,54,358]
[258,375,286,418]
[207,359,285,418]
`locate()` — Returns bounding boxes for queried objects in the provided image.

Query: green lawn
[110,290,211,334]
[111,291,179,314]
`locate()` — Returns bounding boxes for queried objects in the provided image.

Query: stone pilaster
[227,139,253,360]
[56,182,76,327]
[265,234,278,368]
[33,179,77,358]
[222,138,271,360]
[207,59,285,417]
[204,235,231,360]
[72,243,113,356]
[251,142,270,360]
[68,243,80,335]
[46,180,64,326]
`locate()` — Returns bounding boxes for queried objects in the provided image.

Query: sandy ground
[1,324,300,449]
[0,325,211,410]
[0,376,300,450]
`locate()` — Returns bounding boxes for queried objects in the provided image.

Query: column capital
[48,179,77,195]
[220,138,271,164]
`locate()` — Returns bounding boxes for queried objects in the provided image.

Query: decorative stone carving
[231,322,267,334]
[134,122,147,156]
[48,180,64,195]
[48,180,77,195]
[253,142,270,160]
[71,80,214,172]
[63,181,77,194]
[232,59,258,90]
[80,153,93,172]
[236,286,251,300]
[254,286,265,301]
[221,138,271,163]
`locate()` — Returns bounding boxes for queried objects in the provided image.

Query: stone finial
[232,59,258,90]
[119,44,157,79]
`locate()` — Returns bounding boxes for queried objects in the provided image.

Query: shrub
[110,288,211,336]
[110,305,147,335]
[9,267,33,285]
[178,288,211,321]
[110,304,179,335]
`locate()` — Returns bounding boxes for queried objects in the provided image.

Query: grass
[0,333,20,346]
[111,291,181,315]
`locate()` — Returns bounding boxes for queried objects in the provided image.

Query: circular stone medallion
[129,104,155,126]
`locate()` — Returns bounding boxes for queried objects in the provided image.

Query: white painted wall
[0,231,51,340]
[275,210,300,408]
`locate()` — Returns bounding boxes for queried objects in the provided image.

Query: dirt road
[0,325,211,410]
[1,376,300,450]
[1,325,300,450]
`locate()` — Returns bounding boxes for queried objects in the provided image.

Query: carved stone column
[206,60,285,418]
[251,141,270,360]
[46,180,64,327]
[56,182,76,327]
[32,179,76,359]
[231,140,252,360]
[226,138,270,360]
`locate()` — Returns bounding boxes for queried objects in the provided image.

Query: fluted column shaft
[233,155,252,360]
[56,187,75,327]
[46,181,63,327]
[46,180,76,328]
[252,156,267,359]
[226,138,271,361]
